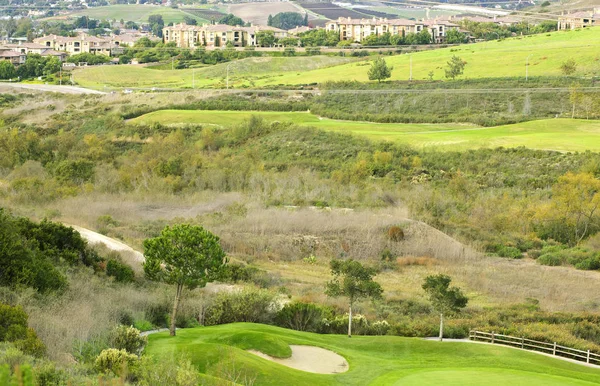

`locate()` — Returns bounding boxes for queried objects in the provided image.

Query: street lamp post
[526,54,532,81]
[192,69,195,89]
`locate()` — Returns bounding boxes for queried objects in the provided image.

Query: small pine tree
[445,55,466,80]
[367,57,392,83]
[303,13,309,26]
[267,14,273,27]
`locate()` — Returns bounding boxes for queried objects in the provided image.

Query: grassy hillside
[145,323,600,385]
[59,5,209,24]
[130,110,600,152]
[75,28,600,89]
[74,56,355,89]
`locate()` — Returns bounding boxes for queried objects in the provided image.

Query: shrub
[95,348,138,378]
[370,320,391,335]
[205,288,278,326]
[34,362,67,386]
[380,248,395,261]
[387,226,405,242]
[133,320,154,332]
[110,326,146,355]
[497,246,522,259]
[135,354,199,386]
[106,259,135,283]
[537,252,563,266]
[275,302,330,332]
[0,304,45,357]
[145,302,170,328]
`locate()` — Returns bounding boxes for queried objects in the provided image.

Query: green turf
[75,27,600,89]
[58,5,209,24]
[144,323,600,385]
[129,110,600,152]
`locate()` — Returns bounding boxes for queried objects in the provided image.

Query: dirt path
[248,345,349,374]
[0,83,105,94]
[70,225,144,262]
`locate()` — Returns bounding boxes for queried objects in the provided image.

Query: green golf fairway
[144,323,600,385]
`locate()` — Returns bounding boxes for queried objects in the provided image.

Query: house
[325,17,460,44]
[558,9,599,30]
[288,26,312,35]
[2,43,69,62]
[0,48,26,65]
[33,32,146,56]
[162,23,288,48]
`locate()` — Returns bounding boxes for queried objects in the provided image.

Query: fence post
[491,332,495,344]
[588,350,591,364]
[553,342,556,355]
[521,337,524,349]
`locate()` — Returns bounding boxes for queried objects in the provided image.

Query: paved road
[0,82,105,95]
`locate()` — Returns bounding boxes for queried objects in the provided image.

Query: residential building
[0,48,26,65]
[325,17,460,44]
[288,26,312,35]
[33,32,149,56]
[558,9,599,30]
[163,23,287,48]
[0,43,67,63]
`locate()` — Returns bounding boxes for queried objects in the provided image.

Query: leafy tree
[368,57,392,83]
[325,259,383,337]
[303,13,309,26]
[256,30,275,47]
[561,59,577,76]
[148,14,164,38]
[422,274,468,341]
[183,15,197,25]
[219,13,244,26]
[445,29,467,44]
[445,55,466,80]
[269,12,304,30]
[267,14,273,26]
[143,224,227,336]
[0,60,16,80]
[416,29,431,44]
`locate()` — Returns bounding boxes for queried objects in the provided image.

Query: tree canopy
[143,224,227,335]
[422,274,468,341]
[368,57,392,83]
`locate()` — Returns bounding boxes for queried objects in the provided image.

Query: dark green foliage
[67,53,111,65]
[217,263,261,283]
[267,12,305,30]
[218,13,244,26]
[0,304,46,357]
[367,57,392,83]
[145,303,170,328]
[422,274,468,315]
[205,288,276,325]
[52,159,95,184]
[106,260,135,283]
[275,302,330,332]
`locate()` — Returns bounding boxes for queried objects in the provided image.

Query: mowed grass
[144,323,600,385]
[57,5,209,24]
[130,110,600,152]
[76,27,600,89]
[74,56,356,90]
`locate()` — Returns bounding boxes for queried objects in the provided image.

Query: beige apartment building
[163,23,287,48]
[325,17,460,44]
[558,9,599,30]
[33,32,148,56]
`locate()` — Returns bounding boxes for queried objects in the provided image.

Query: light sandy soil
[0,83,105,94]
[248,345,349,374]
[70,225,145,262]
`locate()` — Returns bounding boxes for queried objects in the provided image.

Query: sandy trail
[70,225,145,262]
[0,83,105,94]
[248,345,349,374]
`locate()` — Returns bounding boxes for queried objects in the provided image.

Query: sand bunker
[248,345,349,374]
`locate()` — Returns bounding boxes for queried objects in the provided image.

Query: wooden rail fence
[469,330,600,366]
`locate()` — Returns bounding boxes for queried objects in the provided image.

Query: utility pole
[526,54,532,81]
[59,66,62,86]
[409,55,412,81]
[192,69,195,89]
[171,57,174,71]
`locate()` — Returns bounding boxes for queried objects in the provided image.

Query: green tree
[219,13,244,26]
[256,30,275,47]
[0,60,16,80]
[269,12,304,30]
[422,274,468,341]
[367,57,392,83]
[445,29,467,44]
[445,55,466,80]
[143,224,227,336]
[325,259,383,337]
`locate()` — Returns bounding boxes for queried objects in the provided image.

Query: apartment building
[325,17,460,43]
[33,32,148,56]
[163,23,287,48]
[0,43,68,63]
[558,9,599,30]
